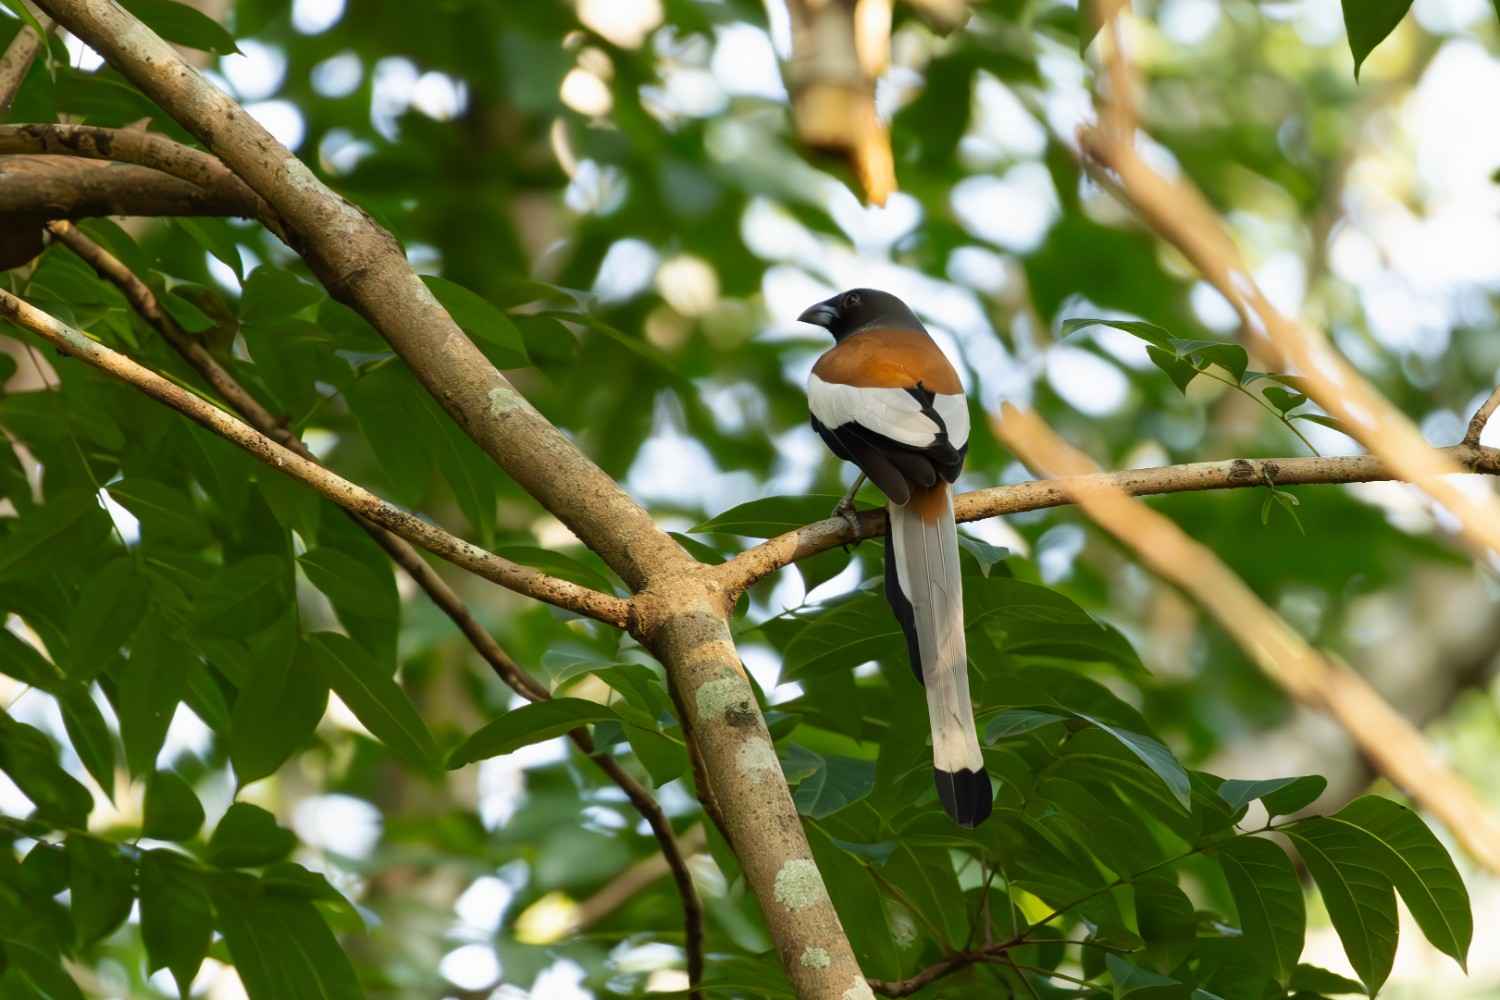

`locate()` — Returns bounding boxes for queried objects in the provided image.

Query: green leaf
[176,219,243,281]
[1216,836,1305,985]
[193,555,295,638]
[118,0,240,53]
[119,616,189,777]
[1285,817,1399,994]
[0,629,64,692]
[143,771,205,841]
[789,748,876,819]
[1148,346,1200,394]
[1134,876,1196,974]
[1290,964,1367,995]
[1076,713,1191,810]
[421,275,529,368]
[58,686,115,795]
[1293,412,1354,437]
[261,861,363,928]
[1263,775,1328,817]
[239,266,324,325]
[1341,0,1412,78]
[1262,386,1309,414]
[0,490,106,580]
[1061,316,1175,351]
[206,803,297,868]
[208,874,365,1000]
[1106,953,1183,999]
[1218,775,1325,817]
[65,557,150,681]
[139,850,212,998]
[447,697,617,768]
[67,836,134,945]
[985,708,1068,740]
[1332,796,1471,969]
[0,715,93,827]
[971,577,1146,675]
[956,532,1010,576]
[692,494,850,537]
[231,626,329,785]
[1178,340,1249,382]
[298,547,399,667]
[108,479,212,548]
[0,940,86,1000]
[161,288,217,333]
[307,633,438,771]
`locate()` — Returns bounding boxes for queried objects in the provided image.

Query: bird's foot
[832,498,863,549]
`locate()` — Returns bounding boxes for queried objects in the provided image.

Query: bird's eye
[844,292,862,309]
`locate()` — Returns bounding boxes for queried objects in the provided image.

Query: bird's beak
[797,301,838,329]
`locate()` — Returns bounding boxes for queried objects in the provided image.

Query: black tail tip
[934,767,993,828]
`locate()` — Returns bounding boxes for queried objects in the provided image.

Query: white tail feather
[889,486,983,774]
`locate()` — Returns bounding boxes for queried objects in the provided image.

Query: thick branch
[0,5,52,112]
[0,288,633,628]
[995,403,1500,874]
[44,219,703,987]
[0,155,257,218]
[711,445,1500,596]
[0,123,278,232]
[29,1,691,590]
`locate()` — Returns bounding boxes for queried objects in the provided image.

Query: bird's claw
[832,500,863,550]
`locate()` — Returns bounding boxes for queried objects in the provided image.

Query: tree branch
[26,3,692,591]
[1465,385,1500,446]
[34,7,866,995]
[1076,25,1500,568]
[0,4,52,113]
[0,123,280,234]
[995,403,1500,874]
[785,0,895,205]
[0,287,633,628]
[0,154,258,218]
[42,218,705,989]
[711,443,1500,596]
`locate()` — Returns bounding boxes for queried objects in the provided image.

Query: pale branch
[0,123,280,235]
[0,288,633,629]
[785,0,895,205]
[0,155,258,218]
[995,403,1500,874]
[27,2,690,591]
[1077,23,1500,568]
[36,5,860,995]
[44,219,704,989]
[710,443,1500,596]
[0,4,52,112]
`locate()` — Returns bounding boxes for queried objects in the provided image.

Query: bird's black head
[797,288,923,341]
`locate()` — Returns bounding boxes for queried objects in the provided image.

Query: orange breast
[811,327,962,394]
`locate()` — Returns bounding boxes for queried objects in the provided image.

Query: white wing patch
[808,374,968,449]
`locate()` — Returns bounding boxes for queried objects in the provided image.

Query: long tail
[885,482,992,827]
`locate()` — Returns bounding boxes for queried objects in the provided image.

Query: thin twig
[994,403,1500,873]
[42,221,704,993]
[711,443,1500,596]
[1465,385,1500,446]
[0,287,634,628]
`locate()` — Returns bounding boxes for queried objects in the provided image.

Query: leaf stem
[1199,368,1320,456]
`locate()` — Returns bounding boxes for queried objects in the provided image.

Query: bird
[799,288,992,827]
